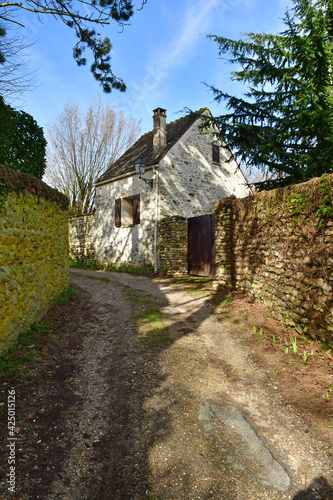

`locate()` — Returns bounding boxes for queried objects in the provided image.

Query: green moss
[0,191,69,350]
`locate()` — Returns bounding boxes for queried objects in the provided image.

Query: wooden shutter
[133,195,140,224]
[115,199,121,227]
[212,144,220,163]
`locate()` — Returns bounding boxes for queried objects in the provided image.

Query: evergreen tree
[206,0,333,189]
[0,97,47,179]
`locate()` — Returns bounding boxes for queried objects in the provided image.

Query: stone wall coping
[0,164,69,211]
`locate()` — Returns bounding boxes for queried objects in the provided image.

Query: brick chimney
[153,107,167,155]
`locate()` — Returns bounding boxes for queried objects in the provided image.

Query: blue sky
[9,0,293,136]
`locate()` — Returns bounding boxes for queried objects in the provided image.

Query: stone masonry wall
[214,196,236,287]
[69,214,96,264]
[215,174,333,348]
[158,216,187,276]
[158,115,250,220]
[0,165,69,350]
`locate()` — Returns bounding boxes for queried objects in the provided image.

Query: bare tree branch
[45,97,141,214]
[0,21,37,98]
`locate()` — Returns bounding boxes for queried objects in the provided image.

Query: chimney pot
[153,107,167,155]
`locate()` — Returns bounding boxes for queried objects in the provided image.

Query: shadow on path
[68,269,333,500]
[9,268,330,500]
[293,477,333,499]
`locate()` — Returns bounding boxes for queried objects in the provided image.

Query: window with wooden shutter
[118,195,140,226]
[133,195,140,224]
[115,199,121,227]
[212,144,220,163]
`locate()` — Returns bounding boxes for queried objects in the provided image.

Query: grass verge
[126,289,171,348]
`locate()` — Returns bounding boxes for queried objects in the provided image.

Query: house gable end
[157,112,250,219]
[95,108,210,186]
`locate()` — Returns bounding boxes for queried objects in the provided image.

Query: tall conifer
[207,0,333,189]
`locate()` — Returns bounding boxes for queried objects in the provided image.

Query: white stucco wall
[158,118,250,219]
[94,170,156,267]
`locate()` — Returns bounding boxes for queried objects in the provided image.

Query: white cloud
[163,0,220,70]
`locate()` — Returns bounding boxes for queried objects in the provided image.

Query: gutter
[153,168,159,273]
[94,165,157,188]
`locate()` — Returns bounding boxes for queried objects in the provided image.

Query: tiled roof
[95,108,209,185]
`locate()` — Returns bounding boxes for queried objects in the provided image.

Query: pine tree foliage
[206,0,333,189]
[0,0,147,93]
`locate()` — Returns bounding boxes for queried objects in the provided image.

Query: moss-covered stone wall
[0,165,69,350]
[215,174,333,347]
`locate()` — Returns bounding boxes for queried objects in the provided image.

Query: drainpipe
[153,167,159,273]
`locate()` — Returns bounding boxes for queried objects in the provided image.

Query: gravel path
[1,268,332,499]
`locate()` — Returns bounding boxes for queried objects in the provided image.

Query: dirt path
[1,268,332,499]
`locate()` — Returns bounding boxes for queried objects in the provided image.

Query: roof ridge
[166,108,207,127]
[95,107,211,185]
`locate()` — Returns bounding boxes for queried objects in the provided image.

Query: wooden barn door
[188,214,215,276]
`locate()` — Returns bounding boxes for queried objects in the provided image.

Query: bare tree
[45,96,140,214]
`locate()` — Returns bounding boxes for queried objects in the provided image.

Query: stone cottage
[91,107,250,273]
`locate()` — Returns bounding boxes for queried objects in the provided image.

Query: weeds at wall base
[54,286,78,305]
[69,257,102,271]
[212,286,333,410]
[252,323,333,399]
[0,322,53,381]
[0,286,78,382]
[69,257,154,276]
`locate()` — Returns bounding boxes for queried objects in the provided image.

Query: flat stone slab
[199,401,291,492]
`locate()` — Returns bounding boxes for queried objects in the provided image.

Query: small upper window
[115,195,140,227]
[212,144,220,163]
